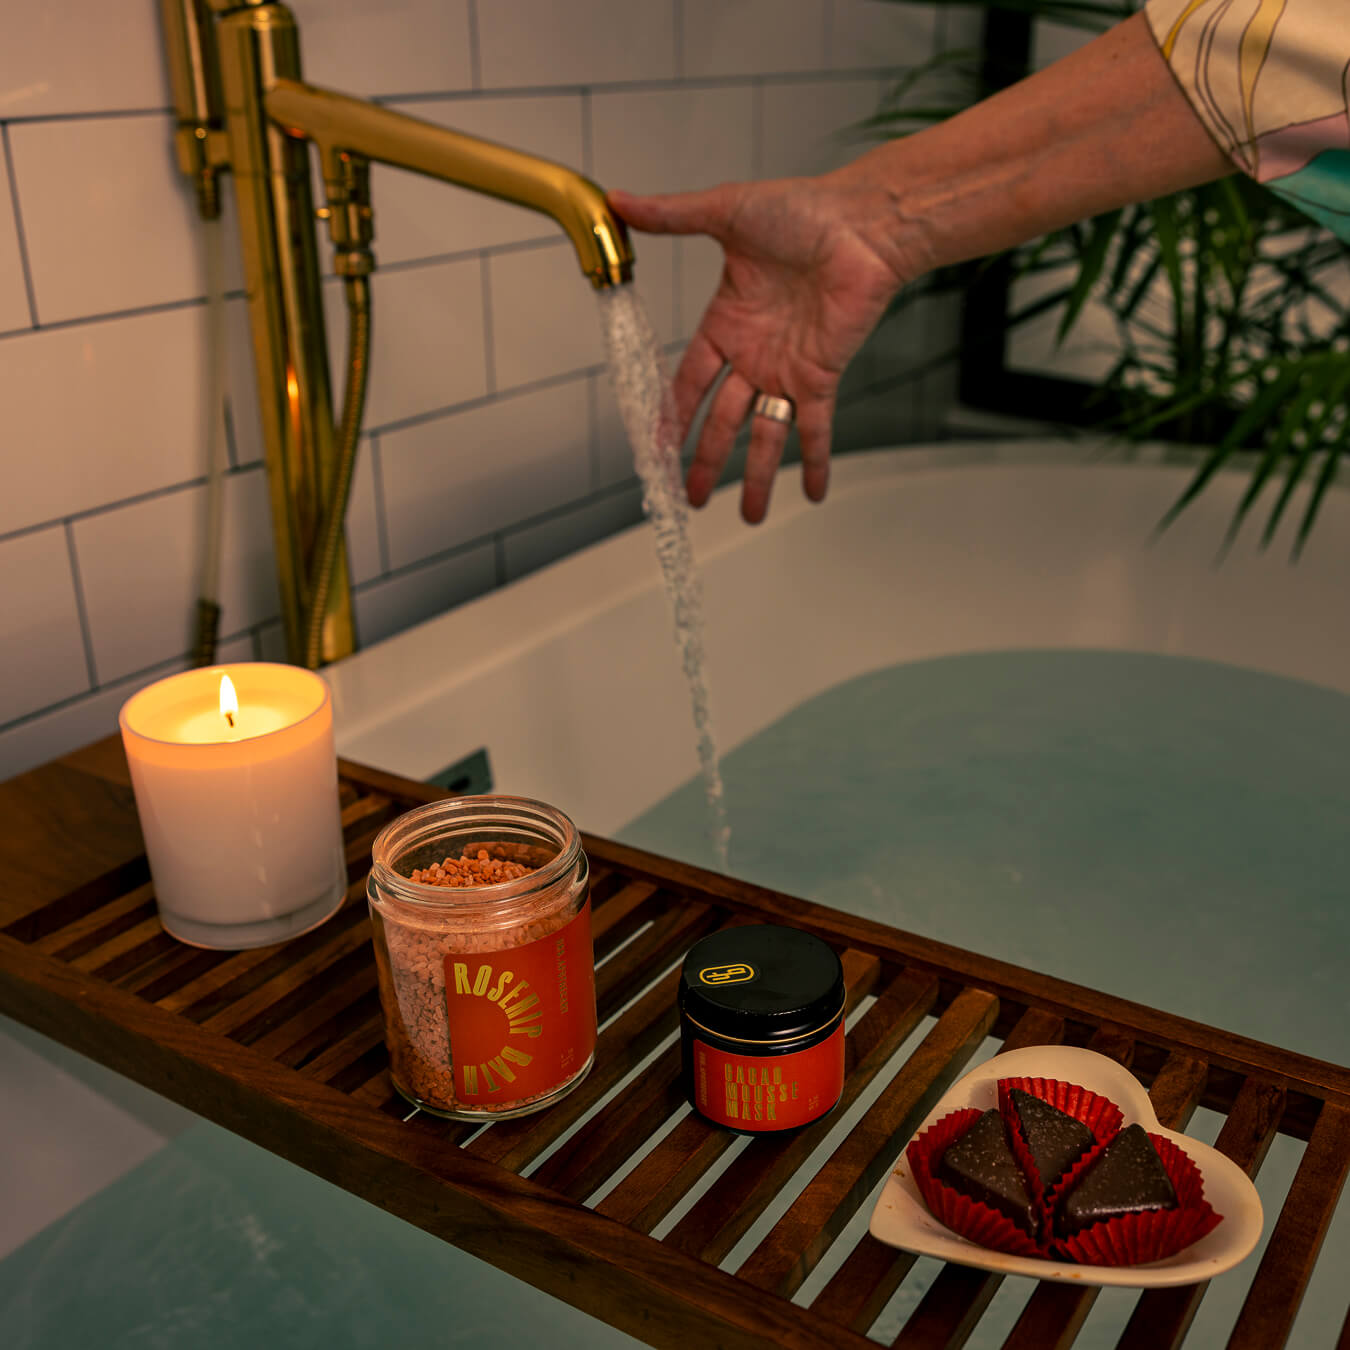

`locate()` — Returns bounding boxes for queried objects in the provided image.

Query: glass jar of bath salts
[367,796,596,1120]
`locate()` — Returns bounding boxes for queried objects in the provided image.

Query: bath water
[596,285,731,870]
[618,646,1350,1347]
[3,648,1346,1347]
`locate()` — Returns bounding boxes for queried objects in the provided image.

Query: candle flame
[219,674,238,730]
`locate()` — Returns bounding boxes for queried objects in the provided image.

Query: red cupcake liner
[998,1076,1124,1145]
[999,1076,1125,1231]
[1051,1130,1222,1266]
[906,1108,1045,1258]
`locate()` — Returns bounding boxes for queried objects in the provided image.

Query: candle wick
[225,711,235,729]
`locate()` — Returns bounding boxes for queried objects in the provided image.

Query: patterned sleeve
[1145,0,1350,240]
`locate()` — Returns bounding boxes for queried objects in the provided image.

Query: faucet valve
[321,150,375,277]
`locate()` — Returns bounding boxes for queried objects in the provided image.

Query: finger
[796,394,834,505]
[740,404,792,525]
[608,186,732,237]
[670,331,728,443]
[687,367,755,507]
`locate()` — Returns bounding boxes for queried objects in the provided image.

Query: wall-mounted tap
[161,0,635,668]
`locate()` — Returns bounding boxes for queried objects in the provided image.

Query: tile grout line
[580,88,593,179]
[0,236,576,346]
[673,0,684,81]
[0,291,221,344]
[62,521,100,691]
[2,126,41,329]
[1,106,172,127]
[467,0,482,92]
[751,78,764,180]
[0,615,263,741]
[373,70,898,105]
[352,475,644,599]
[479,251,496,394]
[370,433,391,576]
[586,371,602,493]
[0,463,263,552]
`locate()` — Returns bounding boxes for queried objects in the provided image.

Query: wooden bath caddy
[2,741,1348,1349]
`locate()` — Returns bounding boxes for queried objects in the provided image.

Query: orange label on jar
[443,900,595,1107]
[691,1022,844,1131]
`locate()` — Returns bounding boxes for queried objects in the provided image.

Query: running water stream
[596,285,731,869]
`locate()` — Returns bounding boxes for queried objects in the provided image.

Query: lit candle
[119,663,346,950]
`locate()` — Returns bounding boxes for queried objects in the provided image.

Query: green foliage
[872,0,1350,554]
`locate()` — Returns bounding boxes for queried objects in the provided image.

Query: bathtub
[328,438,1350,832]
[6,438,1349,1349]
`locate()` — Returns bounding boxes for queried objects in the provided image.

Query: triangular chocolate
[1008,1087,1094,1190]
[1059,1123,1177,1236]
[938,1109,1038,1237]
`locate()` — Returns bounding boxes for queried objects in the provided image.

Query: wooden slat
[594,900,721,1023]
[34,882,156,956]
[1228,1099,1350,1350]
[580,834,1350,1113]
[118,940,228,1000]
[736,986,1000,1299]
[298,1016,386,1084]
[888,1006,1070,1350]
[537,948,879,1204]
[340,790,395,833]
[994,1046,1211,1350]
[983,1029,1140,1350]
[667,964,935,1264]
[810,1236,918,1337]
[5,757,1350,1350]
[1118,1076,1287,1350]
[0,925,882,1350]
[198,917,375,1037]
[1143,1052,1210,1134]
[595,1106,737,1232]
[248,964,380,1059]
[896,1262,1002,1350]
[162,894,366,1017]
[599,954,903,1237]
[591,880,662,960]
[531,1042,687,1199]
[67,913,163,973]
[463,965,684,1172]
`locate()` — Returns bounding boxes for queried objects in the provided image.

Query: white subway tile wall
[0,0,959,779]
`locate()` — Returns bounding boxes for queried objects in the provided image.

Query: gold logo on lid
[699,962,756,986]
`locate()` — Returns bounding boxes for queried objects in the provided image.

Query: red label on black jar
[691,1022,844,1131]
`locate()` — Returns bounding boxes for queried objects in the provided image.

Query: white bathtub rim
[327,434,1343,761]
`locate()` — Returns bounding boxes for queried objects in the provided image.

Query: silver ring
[751,393,795,424]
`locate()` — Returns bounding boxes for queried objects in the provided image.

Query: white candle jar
[119,663,347,950]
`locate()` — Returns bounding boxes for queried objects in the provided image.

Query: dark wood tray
[2,757,1348,1350]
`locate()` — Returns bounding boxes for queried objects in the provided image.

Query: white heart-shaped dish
[869,1045,1264,1288]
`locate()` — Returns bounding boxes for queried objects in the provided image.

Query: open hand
[610,174,913,523]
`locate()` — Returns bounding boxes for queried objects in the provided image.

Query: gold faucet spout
[265,79,633,288]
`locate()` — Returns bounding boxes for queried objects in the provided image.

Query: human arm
[609,10,1233,523]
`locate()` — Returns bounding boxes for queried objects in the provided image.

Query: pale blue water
[4,649,1347,1347]
[623,649,1350,1066]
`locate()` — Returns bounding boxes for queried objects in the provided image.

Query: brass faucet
[160,0,635,667]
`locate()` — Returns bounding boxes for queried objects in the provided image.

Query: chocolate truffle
[1059,1123,1177,1236]
[938,1109,1038,1237]
[1007,1087,1095,1190]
